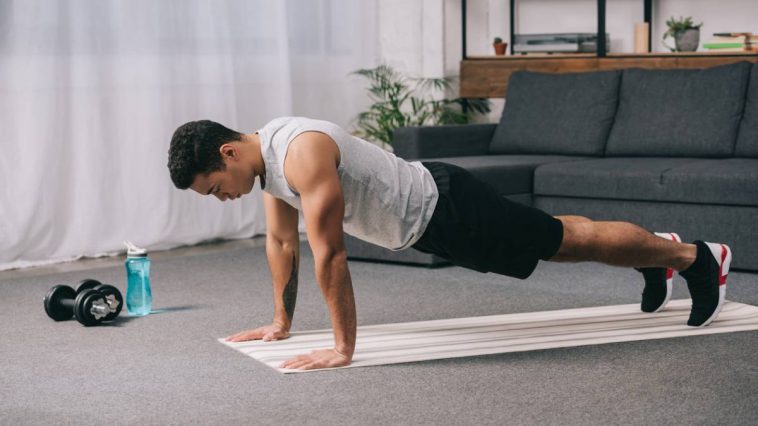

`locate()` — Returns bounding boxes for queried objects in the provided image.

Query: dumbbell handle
[61,295,116,313]
[90,299,111,320]
[59,297,109,311]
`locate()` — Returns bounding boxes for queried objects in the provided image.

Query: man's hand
[225,324,290,342]
[280,348,352,371]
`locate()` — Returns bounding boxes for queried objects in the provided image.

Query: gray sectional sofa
[345,61,758,272]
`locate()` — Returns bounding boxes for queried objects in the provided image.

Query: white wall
[378,0,758,121]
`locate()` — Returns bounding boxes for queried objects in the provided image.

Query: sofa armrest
[392,123,497,160]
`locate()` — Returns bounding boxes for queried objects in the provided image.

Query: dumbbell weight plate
[93,284,123,321]
[74,289,107,326]
[43,285,76,321]
[76,278,102,294]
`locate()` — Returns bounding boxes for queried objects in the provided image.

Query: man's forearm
[266,236,300,330]
[315,251,357,358]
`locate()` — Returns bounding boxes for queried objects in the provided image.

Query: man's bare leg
[548,215,732,327]
[550,215,696,271]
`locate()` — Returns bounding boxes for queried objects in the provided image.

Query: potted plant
[493,37,508,55]
[663,16,703,52]
[350,65,491,150]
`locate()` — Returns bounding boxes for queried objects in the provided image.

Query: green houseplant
[351,65,491,149]
[663,16,703,52]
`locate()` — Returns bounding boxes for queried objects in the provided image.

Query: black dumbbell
[43,279,123,326]
[44,278,101,321]
[92,283,123,321]
[74,279,123,320]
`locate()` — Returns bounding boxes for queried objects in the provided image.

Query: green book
[703,42,745,49]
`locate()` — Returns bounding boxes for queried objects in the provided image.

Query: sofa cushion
[736,63,758,158]
[489,70,620,156]
[534,158,758,206]
[605,62,751,158]
[423,155,589,196]
[393,124,495,159]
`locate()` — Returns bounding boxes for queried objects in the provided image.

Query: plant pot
[675,29,700,52]
[493,42,507,55]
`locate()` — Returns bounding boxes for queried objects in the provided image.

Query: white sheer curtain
[0,0,378,270]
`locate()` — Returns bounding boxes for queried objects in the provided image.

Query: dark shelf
[463,0,653,59]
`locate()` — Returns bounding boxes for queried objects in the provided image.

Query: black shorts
[412,162,564,279]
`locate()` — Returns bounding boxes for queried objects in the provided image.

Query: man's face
[189,153,255,202]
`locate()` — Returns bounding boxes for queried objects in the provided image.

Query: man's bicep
[300,175,346,258]
[263,192,299,243]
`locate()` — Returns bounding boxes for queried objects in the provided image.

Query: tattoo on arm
[283,254,298,322]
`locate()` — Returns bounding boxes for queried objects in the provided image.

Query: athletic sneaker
[635,232,681,313]
[679,240,732,327]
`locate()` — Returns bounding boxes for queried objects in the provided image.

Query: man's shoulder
[284,132,341,195]
[287,131,340,166]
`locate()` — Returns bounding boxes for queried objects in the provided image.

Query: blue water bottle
[124,240,152,316]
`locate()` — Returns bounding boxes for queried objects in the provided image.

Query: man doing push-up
[167,117,732,371]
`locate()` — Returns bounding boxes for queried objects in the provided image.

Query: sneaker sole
[692,242,732,327]
[651,232,681,313]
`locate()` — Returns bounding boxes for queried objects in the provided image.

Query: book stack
[703,32,755,52]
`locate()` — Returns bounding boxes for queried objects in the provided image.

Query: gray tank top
[257,116,438,250]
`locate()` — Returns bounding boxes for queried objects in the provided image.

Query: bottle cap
[124,240,148,258]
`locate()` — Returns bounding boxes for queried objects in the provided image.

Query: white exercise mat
[219,299,758,374]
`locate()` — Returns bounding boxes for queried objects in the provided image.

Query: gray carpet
[2,243,757,425]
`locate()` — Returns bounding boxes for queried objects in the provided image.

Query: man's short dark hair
[167,120,243,189]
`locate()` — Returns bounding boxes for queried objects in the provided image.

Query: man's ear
[219,144,237,160]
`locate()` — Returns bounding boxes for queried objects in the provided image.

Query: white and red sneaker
[636,232,681,313]
[679,241,732,327]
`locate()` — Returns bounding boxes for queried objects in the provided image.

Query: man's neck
[243,132,265,179]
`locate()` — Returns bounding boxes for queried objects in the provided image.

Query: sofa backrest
[735,62,758,158]
[489,70,620,156]
[605,61,751,158]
